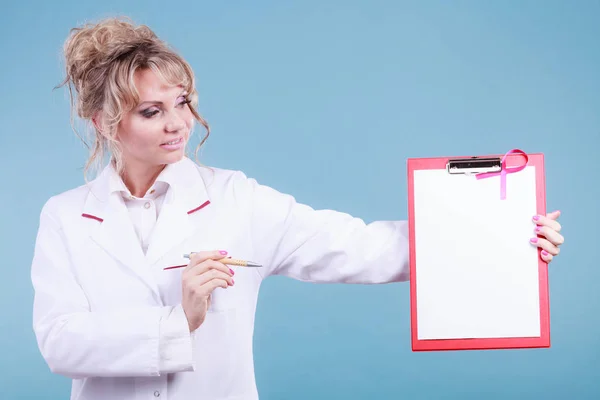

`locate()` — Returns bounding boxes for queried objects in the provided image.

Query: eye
[177,96,191,107]
[141,108,160,118]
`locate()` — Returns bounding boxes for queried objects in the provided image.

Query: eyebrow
[138,91,188,107]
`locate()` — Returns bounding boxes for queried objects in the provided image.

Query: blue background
[1,0,598,398]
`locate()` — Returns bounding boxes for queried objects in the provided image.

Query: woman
[31,17,565,400]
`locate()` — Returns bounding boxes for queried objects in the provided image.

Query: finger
[188,250,229,266]
[202,278,230,294]
[530,237,559,256]
[532,214,561,233]
[184,277,230,303]
[540,249,554,263]
[186,259,234,278]
[188,269,234,288]
[186,250,229,271]
[534,225,565,246]
[546,210,561,220]
[184,275,231,300]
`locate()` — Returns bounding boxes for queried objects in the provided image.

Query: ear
[92,111,104,133]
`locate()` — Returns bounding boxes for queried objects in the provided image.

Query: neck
[120,161,165,198]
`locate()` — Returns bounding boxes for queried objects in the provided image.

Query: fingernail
[533,215,540,221]
[530,237,538,243]
[231,279,235,285]
[541,250,549,256]
[220,250,228,255]
[229,268,235,275]
[535,226,541,233]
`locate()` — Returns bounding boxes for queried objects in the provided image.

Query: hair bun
[62,17,158,96]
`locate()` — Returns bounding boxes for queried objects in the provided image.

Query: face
[115,68,194,173]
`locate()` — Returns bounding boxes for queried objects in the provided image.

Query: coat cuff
[158,304,195,373]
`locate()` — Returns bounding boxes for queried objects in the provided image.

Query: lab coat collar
[103,157,209,208]
[81,157,211,298]
[107,166,169,201]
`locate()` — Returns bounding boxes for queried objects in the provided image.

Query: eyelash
[141,98,191,118]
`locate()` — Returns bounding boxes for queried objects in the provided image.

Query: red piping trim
[187,200,210,215]
[81,213,103,222]
[164,264,187,270]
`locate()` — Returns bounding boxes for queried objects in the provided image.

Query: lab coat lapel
[144,158,213,266]
[81,165,160,297]
[144,198,191,266]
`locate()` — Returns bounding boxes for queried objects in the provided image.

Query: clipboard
[407,149,549,351]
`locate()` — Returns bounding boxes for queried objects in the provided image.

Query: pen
[163,254,263,270]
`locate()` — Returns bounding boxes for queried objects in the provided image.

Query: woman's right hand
[181,250,235,332]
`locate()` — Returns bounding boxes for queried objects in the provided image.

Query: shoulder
[38,182,95,226]
[194,163,258,196]
[193,162,296,209]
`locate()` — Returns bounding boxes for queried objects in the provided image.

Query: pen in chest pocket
[163,254,263,270]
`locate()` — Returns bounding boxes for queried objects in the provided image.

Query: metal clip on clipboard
[446,157,502,175]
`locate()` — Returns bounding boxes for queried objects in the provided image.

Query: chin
[155,141,188,165]
[164,152,185,164]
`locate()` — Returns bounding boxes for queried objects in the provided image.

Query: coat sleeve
[236,172,410,283]
[31,200,194,379]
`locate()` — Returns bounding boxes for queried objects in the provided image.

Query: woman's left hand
[530,210,564,263]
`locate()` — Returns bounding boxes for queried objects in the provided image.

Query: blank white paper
[414,166,541,340]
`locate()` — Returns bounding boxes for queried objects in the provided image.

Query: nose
[165,114,186,133]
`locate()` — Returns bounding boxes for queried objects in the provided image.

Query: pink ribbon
[476,149,529,200]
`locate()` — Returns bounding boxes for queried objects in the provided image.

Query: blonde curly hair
[57,16,209,177]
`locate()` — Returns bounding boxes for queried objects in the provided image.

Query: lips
[159,136,185,151]
[161,137,183,146]
[161,137,182,146]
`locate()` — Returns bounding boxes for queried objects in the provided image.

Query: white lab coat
[31,156,409,400]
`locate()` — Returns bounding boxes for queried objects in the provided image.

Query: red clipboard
[407,150,550,351]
